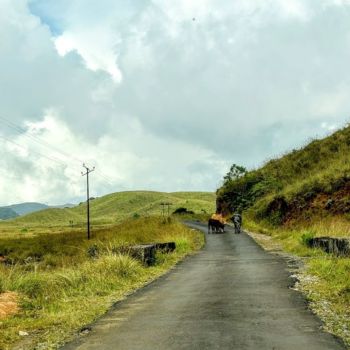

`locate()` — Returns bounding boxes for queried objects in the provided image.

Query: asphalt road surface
[62,222,346,350]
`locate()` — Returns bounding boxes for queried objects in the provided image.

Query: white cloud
[321,122,338,131]
[1,0,350,204]
[54,30,122,83]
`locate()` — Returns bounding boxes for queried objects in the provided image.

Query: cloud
[1,0,350,204]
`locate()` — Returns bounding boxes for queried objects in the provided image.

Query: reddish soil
[0,292,19,319]
[284,183,350,225]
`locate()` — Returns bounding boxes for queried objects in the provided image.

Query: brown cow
[208,218,225,233]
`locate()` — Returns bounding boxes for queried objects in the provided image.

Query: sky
[0,0,350,205]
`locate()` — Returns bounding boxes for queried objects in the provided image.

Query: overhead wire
[0,116,116,187]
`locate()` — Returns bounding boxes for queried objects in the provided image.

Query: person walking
[231,213,242,234]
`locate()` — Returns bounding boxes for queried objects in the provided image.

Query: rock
[155,242,176,253]
[129,245,156,266]
[307,237,350,256]
[80,326,92,335]
[19,331,29,336]
[118,242,176,266]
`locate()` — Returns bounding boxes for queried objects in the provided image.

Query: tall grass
[0,217,204,350]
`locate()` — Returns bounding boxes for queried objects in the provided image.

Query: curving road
[62,222,346,350]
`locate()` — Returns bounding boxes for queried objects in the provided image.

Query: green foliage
[300,231,315,246]
[173,207,194,215]
[223,164,247,184]
[87,244,99,258]
[217,124,350,223]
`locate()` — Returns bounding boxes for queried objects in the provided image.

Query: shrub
[15,274,46,298]
[95,254,141,278]
[87,244,99,258]
[300,231,315,246]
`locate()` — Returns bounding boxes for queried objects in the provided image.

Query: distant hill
[0,202,76,220]
[6,202,50,216]
[216,124,350,225]
[5,191,215,227]
[0,207,19,220]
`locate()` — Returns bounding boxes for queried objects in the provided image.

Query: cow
[208,218,225,234]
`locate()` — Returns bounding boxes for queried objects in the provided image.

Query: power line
[0,134,73,168]
[0,116,116,187]
[0,116,83,167]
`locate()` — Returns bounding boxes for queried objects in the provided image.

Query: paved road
[62,223,346,350]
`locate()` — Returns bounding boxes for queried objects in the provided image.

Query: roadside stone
[307,237,350,256]
[155,242,176,253]
[129,244,156,266]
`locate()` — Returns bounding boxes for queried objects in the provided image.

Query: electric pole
[82,164,95,240]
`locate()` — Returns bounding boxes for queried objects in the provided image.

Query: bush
[300,231,315,246]
[87,244,99,258]
[15,275,46,298]
[173,207,194,215]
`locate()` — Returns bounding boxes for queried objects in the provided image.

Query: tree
[223,164,247,183]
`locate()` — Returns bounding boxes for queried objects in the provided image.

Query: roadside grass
[244,216,350,347]
[0,217,204,350]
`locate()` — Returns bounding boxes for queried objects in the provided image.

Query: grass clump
[300,231,315,246]
[0,217,204,350]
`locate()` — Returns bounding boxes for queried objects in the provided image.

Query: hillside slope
[2,191,215,228]
[217,125,350,226]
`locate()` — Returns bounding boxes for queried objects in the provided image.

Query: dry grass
[0,217,204,350]
[0,292,18,320]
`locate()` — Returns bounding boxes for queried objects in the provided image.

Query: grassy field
[0,217,204,350]
[0,191,215,238]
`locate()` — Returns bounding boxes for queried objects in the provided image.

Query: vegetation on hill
[217,125,350,226]
[216,125,350,347]
[0,191,215,235]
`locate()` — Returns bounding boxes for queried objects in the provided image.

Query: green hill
[1,191,215,230]
[217,125,350,227]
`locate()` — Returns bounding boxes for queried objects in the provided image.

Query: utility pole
[160,202,172,218]
[82,164,95,240]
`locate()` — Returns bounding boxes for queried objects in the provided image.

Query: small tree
[223,164,247,183]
